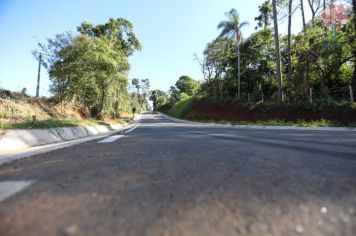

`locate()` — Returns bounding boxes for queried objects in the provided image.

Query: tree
[50,35,129,117]
[300,0,306,31]
[351,0,356,95]
[77,18,141,57]
[131,78,150,109]
[291,18,354,99]
[175,76,200,96]
[139,79,150,108]
[36,18,141,118]
[131,78,141,104]
[240,29,276,99]
[168,86,180,104]
[272,0,284,101]
[306,0,322,20]
[218,8,249,100]
[149,90,168,110]
[255,0,273,30]
[200,37,236,97]
[287,0,293,87]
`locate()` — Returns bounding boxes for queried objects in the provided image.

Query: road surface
[0,113,355,236]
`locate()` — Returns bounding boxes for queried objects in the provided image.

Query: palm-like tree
[218,9,248,100]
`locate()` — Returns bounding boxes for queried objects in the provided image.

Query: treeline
[161,0,355,107]
[34,18,149,118]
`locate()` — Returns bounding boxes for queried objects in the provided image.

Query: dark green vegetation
[158,1,356,127]
[193,2,355,103]
[34,18,148,119]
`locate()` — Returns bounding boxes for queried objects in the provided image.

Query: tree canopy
[35,18,143,118]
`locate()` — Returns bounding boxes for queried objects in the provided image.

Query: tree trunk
[272,0,283,102]
[237,44,241,100]
[353,0,356,96]
[235,32,241,101]
[300,0,306,31]
[99,86,106,118]
[287,0,293,87]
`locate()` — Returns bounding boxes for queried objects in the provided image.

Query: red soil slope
[186,99,356,126]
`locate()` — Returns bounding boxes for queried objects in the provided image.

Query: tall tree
[77,18,141,57]
[149,90,168,110]
[287,0,293,86]
[36,18,142,118]
[300,0,306,31]
[175,76,200,96]
[272,0,283,101]
[218,8,249,100]
[307,0,322,21]
[255,0,273,30]
[352,0,356,95]
[132,78,141,104]
[139,79,150,108]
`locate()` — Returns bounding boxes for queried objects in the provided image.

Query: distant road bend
[0,112,355,236]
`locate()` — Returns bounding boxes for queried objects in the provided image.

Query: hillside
[160,97,356,127]
[0,90,131,129]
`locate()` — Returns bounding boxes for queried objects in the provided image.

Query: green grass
[206,97,356,112]
[167,97,197,118]
[232,119,332,127]
[179,118,344,127]
[0,117,132,130]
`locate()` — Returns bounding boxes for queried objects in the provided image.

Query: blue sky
[0,0,307,96]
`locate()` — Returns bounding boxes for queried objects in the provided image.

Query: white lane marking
[98,120,140,143]
[98,135,124,143]
[124,120,141,134]
[0,180,35,202]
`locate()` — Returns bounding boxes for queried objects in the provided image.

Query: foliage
[217,8,249,100]
[255,0,273,29]
[132,78,150,110]
[149,89,168,111]
[175,76,200,96]
[187,4,355,104]
[168,86,180,105]
[166,97,197,118]
[35,18,142,118]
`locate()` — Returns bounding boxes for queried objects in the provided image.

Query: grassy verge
[187,118,335,127]
[166,97,197,118]
[0,117,133,130]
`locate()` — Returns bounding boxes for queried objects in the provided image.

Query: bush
[178,92,190,102]
[168,97,197,118]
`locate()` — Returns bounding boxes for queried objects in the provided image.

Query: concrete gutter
[0,115,141,154]
[157,112,356,132]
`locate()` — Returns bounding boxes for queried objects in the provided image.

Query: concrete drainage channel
[0,115,141,165]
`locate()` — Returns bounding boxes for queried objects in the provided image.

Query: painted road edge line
[124,120,141,134]
[0,180,35,202]
[98,135,124,143]
[98,120,140,143]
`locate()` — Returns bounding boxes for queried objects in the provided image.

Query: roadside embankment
[0,116,140,154]
[158,97,356,127]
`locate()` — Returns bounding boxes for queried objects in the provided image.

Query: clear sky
[0,0,308,96]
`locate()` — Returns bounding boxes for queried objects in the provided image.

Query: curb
[157,112,356,132]
[0,115,141,154]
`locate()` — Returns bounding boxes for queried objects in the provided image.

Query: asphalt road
[0,113,356,236]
